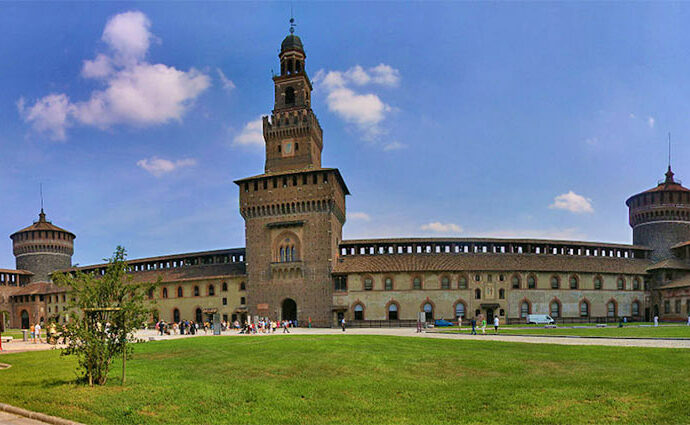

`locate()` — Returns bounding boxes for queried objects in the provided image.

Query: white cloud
[383,141,406,151]
[217,68,236,91]
[584,137,598,146]
[19,11,210,140]
[17,94,72,141]
[348,212,371,221]
[421,221,463,234]
[233,118,264,146]
[648,116,655,128]
[136,156,197,177]
[549,191,594,214]
[313,64,400,143]
[368,64,401,86]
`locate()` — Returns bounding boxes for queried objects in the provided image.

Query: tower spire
[664,132,675,184]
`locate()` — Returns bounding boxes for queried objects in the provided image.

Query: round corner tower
[10,210,75,283]
[626,167,690,261]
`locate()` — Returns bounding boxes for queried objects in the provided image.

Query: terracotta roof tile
[646,258,690,271]
[341,238,650,251]
[10,281,69,296]
[659,274,690,290]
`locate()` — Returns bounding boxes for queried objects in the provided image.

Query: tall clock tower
[235,23,349,327]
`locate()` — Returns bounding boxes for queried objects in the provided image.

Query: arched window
[441,276,450,289]
[173,308,180,323]
[280,247,285,262]
[617,277,625,290]
[364,278,373,291]
[222,282,228,292]
[384,278,393,291]
[594,276,603,290]
[177,286,183,298]
[413,277,422,290]
[208,285,215,296]
[633,278,640,291]
[475,288,481,299]
[511,275,520,289]
[580,300,590,317]
[455,302,465,319]
[520,301,530,318]
[607,301,617,317]
[631,301,640,317]
[194,286,200,297]
[162,288,168,299]
[354,304,364,320]
[291,246,296,261]
[388,303,399,320]
[458,276,468,289]
[285,87,295,105]
[527,275,536,289]
[423,303,433,321]
[499,288,505,299]
[550,300,560,318]
[195,308,202,323]
[550,276,560,289]
[569,275,578,289]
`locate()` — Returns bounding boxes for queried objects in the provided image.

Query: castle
[1,30,690,330]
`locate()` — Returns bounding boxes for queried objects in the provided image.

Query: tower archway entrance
[282,298,297,322]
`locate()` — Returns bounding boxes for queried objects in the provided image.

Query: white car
[526,314,555,325]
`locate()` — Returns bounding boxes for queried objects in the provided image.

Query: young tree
[54,246,156,386]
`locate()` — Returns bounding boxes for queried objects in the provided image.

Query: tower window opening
[285,87,296,105]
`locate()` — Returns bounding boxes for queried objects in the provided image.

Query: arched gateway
[282,298,297,322]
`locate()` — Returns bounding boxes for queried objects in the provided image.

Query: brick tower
[235,23,349,327]
[10,209,75,283]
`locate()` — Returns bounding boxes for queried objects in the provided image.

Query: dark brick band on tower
[10,210,75,283]
[235,27,349,327]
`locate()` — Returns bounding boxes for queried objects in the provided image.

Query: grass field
[443,325,690,338]
[1,329,24,340]
[0,335,689,424]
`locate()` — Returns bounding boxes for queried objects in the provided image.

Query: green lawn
[1,329,25,340]
[0,335,688,424]
[443,325,690,338]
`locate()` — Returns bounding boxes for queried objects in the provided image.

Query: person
[493,315,500,334]
[283,320,290,333]
[341,317,346,332]
[654,315,659,327]
[34,322,43,344]
[481,317,486,335]
[30,324,35,343]
[687,314,690,326]
[308,316,312,329]
[49,322,57,345]
[470,317,477,335]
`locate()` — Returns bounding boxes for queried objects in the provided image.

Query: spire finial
[40,183,44,214]
[289,8,296,35]
[664,133,675,184]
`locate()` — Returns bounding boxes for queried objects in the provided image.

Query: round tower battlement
[626,167,690,261]
[10,210,75,283]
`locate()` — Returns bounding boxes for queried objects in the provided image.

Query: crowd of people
[154,318,299,336]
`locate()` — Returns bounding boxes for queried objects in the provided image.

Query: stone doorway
[282,298,297,322]
[20,310,29,329]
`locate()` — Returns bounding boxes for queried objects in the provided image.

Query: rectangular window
[313,174,317,184]
[292,176,297,186]
[282,177,288,187]
[222,297,227,306]
[364,278,373,291]
[676,299,681,313]
[253,181,258,191]
[664,301,670,314]
[241,297,246,305]
[323,173,328,183]
[263,180,268,189]
[334,276,347,292]
[487,275,492,282]
[244,183,248,192]
[273,178,277,188]
[302,175,307,185]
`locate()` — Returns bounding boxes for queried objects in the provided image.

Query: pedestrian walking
[481,317,486,335]
[470,317,477,335]
[687,314,689,326]
[283,320,290,333]
[493,315,500,334]
[654,315,659,327]
[341,317,346,332]
[34,322,43,344]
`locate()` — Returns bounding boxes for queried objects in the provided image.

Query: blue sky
[1,2,688,268]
